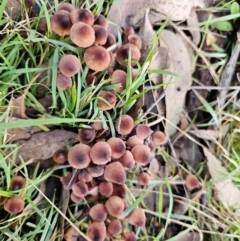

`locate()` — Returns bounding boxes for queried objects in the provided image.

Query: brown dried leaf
[11,96,28,119]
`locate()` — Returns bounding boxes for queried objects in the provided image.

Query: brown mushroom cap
[93,25,107,45]
[4,196,25,214]
[70,192,84,203]
[131,144,151,165]
[53,149,68,164]
[78,169,92,183]
[104,162,126,185]
[119,150,135,169]
[111,184,126,198]
[72,180,89,197]
[127,208,146,227]
[58,2,76,12]
[92,117,103,131]
[137,172,150,186]
[107,219,122,235]
[115,115,134,135]
[128,34,142,49]
[10,176,26,190]
[107,137,126,159]
[87,163,105,177]
[58,54,81,77]
[124,27,135,38]
[0,196,7,205]
[37,17,47,33]
[89,203,108,222]
[51,10,72,36]
[68,143,91,169]
[185,175,199,190]
[103,33,116,49]
[148,140,156,153]
[97,91,117,110]
[86,73,98,86]
[111,70,127,93]
[70,22,95,48]
[90,141,112,165]
[126,135,143,149]
[60,172,76,189]
[70,8,94,25]
[123,231,136,241]
[151,131,166,145]
[105,196,124,218]
[84,46,111,72]
[94,14,108,29]
[136,124,152,140]
[78,128,96,144]
[57,74,72,90]
[99,181,113,197]
[116,43,141,65]
[87,222,106,241]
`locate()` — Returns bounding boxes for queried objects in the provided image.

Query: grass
[1,0,240,240]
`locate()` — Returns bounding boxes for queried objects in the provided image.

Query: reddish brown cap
[127,208,146,227]
[87,222,106,241]
[104,162,126,185]
[111,184,126,198]
[107,219,122,235]
[126,135,143,149]
[136,124,152,140]
[107,137,126,159]
[78,169,92,183]
[10,176,26,190]
[119,150,135,169]
[72,180,89,197]
[59,54,81,77]
[116,43,141,65]
[124,27,135,38]
[111,70,127,93]
[92,117,103,131]
[53,149,68,164]
[86,73,98,86]
[137,172,150,186]
[37,17,47,33]
[60,172,77,189]
[0,196,7,205]
[70,192,84,203]
[78,128,96,144]
[51,10,72,36]
[94,14,108,29]
[103,33,116,49]
[4,196,25,214]
[97,91,117,110]
[90,141,112,165]
[151,131,166,145]
[84,46,111,71]
[131,144,151,165]
[57,74,72,90]
[89,203,107,222]
[123,231,136,241]
[105,196,124,218]
[70,22,95,48]
[58,2,76,12]
[128,34,142,49]
[115,115,134,135]
[87,163,105,178]
[99,181,113,197]
[185,175,199,190]
[70,8,94,25]
[93,25,107,45]
[68,143,91,169]
[148,140,156,154]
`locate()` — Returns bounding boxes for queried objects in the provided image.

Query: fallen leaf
[187,9,201,46]
[11,96,28,119]
[172,231,200,241]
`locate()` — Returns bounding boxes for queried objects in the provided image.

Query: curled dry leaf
[11,96,28,119]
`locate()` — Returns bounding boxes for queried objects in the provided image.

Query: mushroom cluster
[54,114,167,241]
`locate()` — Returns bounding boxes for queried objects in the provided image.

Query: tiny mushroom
[111,70,127,93]
[58,54,81,77]
[87,222,106,241]
[70,192,84,203]
[111,184,126,199]
[4,196,25,214]
[90,141,112,165]
[107,137,126,159]
[87,163,105,178]
[137,172,150,186]
[58,2,76,12]
[105,196,125,218]
[60,172,77,189]
[89,203,108,222]
[53,149,68,164]
[72,180,89,197]
[151,130,166,145]
[107,219,122,235]
[97,91,117,110]
[119,150,135,170]
[57,74,72,90]
[70,8,94,25]
[185,175,200,190]
[131,144,151,165]
[78,128,96,144]
[126,135,143,149]
[127,208,146,227]
[104,162,126,185]
[99,181,113,197]
[93,25,108,45]
[115,114,134,135]
[10,176,26,190]
[124,27,135,38]
[94,14,108,29]
[136,124,152,140]
[103,33,116,49]
[78,169,92,183]
[128,34,142,49]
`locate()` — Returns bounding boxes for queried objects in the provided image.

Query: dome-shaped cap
[115,115,134,135]
[99,181,113,197]
[53,149,68,164]
[78,128,96,144]
[70,22,95,48]
[127,208,146,227]
[111,70,127,93]
[151,131,166,145]
[87,163,105,178]
[57,74,72,90]
[86,73,98,86]
[128,34,142,49]
[97,91,116,110]
[94,14,108,29]
[4,196,25,214]
[92,25,107,45]
[70,192,84,203]
[89,203,107,222]
[87,222,106,241]
[123,231,136,241]
[111,184,126,198]
[72,180,89,197]
[107,219,122,235]
[78,169,92,183]
[103,33,116,49]
[84,46,111,71]
[126,135,143,149]
[58,2,76,12]
[70,8,94,25]
[92,117,103,131]
[104,161,126,185]
[119,150,135,170]
[107,137,126,159]
[68,143,91,169]
[185,175,199,190]
[105,196,124,218]
[37,17,47,33]
[131,144,151,165]
[124,27,135,37]
[10,176,26,190]
[90,141,112,165]
[51,10,72,36]
[58,54,81,77]
[137,172,150,186]
[116,43,141,65]
[136,124,152,140]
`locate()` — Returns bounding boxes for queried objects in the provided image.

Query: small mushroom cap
[68,143,91,169]
[87,222,106,241]
[123,231,136,241]
[37,17,47,33]
[58,2,76,12]
[78,169,92,183]
[84,46,111,72]
[97,91,117,110]
[128,34,142,49]
[89,203,108,222]
[51,10,72,36]
[88,185,99,197]
[107,219,122,235]
[53,149,68,164]
[137,172,150,186]
[107,137,126,159]
[59,54,81,77]
[94,14,108,29]
[0,196,7,205]
[92,117,103,131]
[78,128,96,144]
[116,43,141,65]
[104,162,126,185]
[105,196,125,218]
[126,135,143,149]
[60,172,77,189]
[119,150,135,169]
[86,73,98,86]
[111,70,127,93]
[70,8,94,25]
[72,180,89,197]
[151,131,166,145]
[70,192,84,203]
[99,181,113,197]
[93,25,107,45]
[64,226,80,241]
[87,163,105,177]
[136,124,152,140]
[4,196,25,214]
[127,208,146,227]
[185,175,199,190]
[90,141,112,165]
[111,184,126,198]
[148,140,156,153]
[131,144,151,165]
[103,33,116,48]
[124,27,135,37]
[115,115,134,135]
[57,74,72,90]
[10,176,26,190]
[70,22,95,48]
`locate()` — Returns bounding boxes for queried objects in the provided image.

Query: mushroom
[84,46,111,71]
[185,175,199,190]
[86,73,98,86]
[131,144,151,165]
[58,2,76,12]
[72,180,89,197]
[103,33,116,49]
[136,124,152,140]
[111,184,126,198]
[51,10,72,36]
[122,231,136,241]
[151,131,166,145]
[124,27,135,38]
[107,219,122,235]
[37,17,47,34]
[10,176,26,190]
[4,196,25,214]
[126,135,143,149]
[57,74,72,90]
[87,222,106,241]
[137,172,150,186]
[87,163,105,178]
[58,54,81,77]
[97,91,117,111]
[127,208,146,227]
[104,162,126,185]
[111,70,127,93]
[70,8,94,25]
[99,181,113,197]
[92,117,103,131]
[105,196,124,218]
[53,149,68,164]
[0,196,7,205]
[68,143,91,169]
[78,128,96,144]
[60,172,77,189]
[90,141,112,165]
[70,192,84,203]
[70,22,95,48]
[78,169,92,183]
[115,114,134,135]
[89,203,108,222]
[128,34,142,49]
[119,150,135,170]
[93,25,107,45]
[107,137,126,159]
[94,14,108,29]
